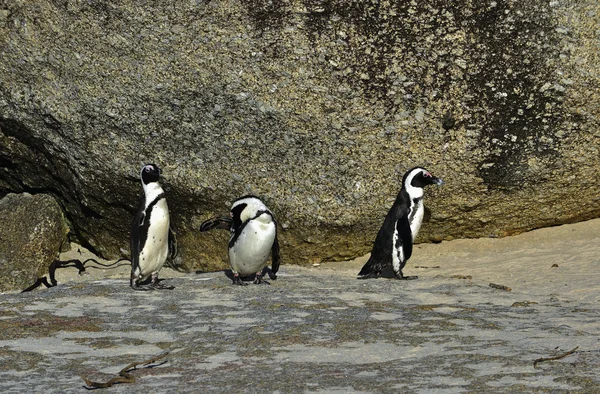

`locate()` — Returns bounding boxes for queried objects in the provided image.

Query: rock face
[0,193,68,292]
[0,1,598,271]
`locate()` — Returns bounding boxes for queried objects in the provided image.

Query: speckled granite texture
[0,1,599,270]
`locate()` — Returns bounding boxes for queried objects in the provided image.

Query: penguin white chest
[409,199,424,241]
[139,199,170,278]
[229,214,276,276]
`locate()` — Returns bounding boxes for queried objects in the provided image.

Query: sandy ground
[0,219,598,393]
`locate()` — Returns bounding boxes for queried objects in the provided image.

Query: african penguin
[130,163,177,290]
[200,195,281,285]
[358,167,443,280]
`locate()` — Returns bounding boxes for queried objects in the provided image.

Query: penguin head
[140,163,161,185]
[230,195,270,229]
[403,167,443,196]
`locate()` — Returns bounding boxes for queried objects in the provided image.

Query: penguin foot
[150,281,175,290]
[131,282,156,291]
[150,274,174,290]
[232,275,248,286]
[262,266,278,280]
[395,274,418,280]
[253,274,270,285]
[130,273,153,291]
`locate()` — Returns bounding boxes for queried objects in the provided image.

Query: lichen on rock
[0,0,598,271]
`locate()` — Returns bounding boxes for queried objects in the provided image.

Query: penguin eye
[423,172,432,178]
[144,166,152,173]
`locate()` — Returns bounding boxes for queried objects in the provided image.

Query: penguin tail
[357,257,382,278]
[199,216,233,232]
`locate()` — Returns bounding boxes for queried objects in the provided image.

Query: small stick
[533,346,579,369]
[489,283,511,291]
[82,352,169,389]
[21,258,132,292]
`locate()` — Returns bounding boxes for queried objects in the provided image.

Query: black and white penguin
[200,195,281,285]
[358,167,443,280]
[130,163,177,290]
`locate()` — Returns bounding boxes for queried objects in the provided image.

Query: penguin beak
[433,177,444,186]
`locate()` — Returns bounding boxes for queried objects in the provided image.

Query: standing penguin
[358,167,443,280]
[200,195,281,285]
[130,163,177,290]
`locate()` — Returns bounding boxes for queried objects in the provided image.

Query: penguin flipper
[130,210,144,286]
[165,226,186,272]
[168,226,178,260]
[391,214,413,278]
[397,214,413,262]
[270,231,281,275]
[199,216,234,232]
